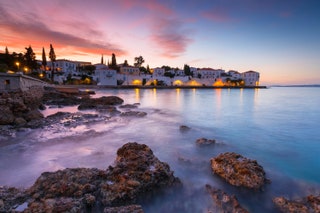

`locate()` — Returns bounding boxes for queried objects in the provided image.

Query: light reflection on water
[1,87,320,212]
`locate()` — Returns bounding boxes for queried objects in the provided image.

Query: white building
[120,66,140,76]
[94,68,117,86]
[175,69,185,76]
[228,70,242,80]
[194,68,225,80]
[152,67,165,76]
[242,71,260,86]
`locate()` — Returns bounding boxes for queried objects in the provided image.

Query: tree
[42,47,47,71]
[134,56,145,67]
[109,53,118,71]
[24,45,37,71]
[123,60,128,66]
[49,44,56,82]
[83,65,96,75]
[184,64,191,76]
[146,64,150,74]
[101,54,104,64]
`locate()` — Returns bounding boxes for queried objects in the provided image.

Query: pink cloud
[149,18,192,58]
[0,2,126,58]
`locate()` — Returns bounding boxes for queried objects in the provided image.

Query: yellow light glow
[213,79,224,87]
[132,79,142,85]
[24,67,28,72]
[173,80,183,86]
[39,73,44,78]
[255,81,259,86]
[189,80,201,86]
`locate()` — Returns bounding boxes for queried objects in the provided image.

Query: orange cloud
[0,3,126,59]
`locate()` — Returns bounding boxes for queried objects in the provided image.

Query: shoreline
[54,84,268,90]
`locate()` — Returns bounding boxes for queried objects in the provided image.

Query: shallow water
[1,87,320,212]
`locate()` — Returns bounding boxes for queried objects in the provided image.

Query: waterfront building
[242,71,260,86]
[94,67,117,86]
[152,67,165,76]
[120,66,140,76]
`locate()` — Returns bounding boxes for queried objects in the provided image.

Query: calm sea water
[1,87,319,212]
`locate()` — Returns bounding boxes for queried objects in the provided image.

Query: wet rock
[21,142,180,212]
[206,184,249,213]
[119,104,139,109]
[120,111,147,117]
[97,106,121,115]
[179,125,191,132]
[24,197,83,213]
[42,89,81,106]
[78,96,124,110]
[273,195,320,213]
[196,138,216,146]
[0,105,15,125]
[104,204,144,213]
[210,152,267,189]
[23,109,44,122]
[0,86,44,125]
[101,142,180,206]
[0,186,28,212]
[13,117,27,126]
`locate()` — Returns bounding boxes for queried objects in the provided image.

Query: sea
[0,86,319,212]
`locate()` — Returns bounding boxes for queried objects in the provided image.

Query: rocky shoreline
[0,87,319,212]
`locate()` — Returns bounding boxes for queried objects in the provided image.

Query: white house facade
[94,68,117,86]
[242,71,260,86]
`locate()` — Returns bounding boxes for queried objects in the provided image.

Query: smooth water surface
[1,87,320,212]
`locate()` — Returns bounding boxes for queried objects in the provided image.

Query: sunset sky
[0,0,319,85]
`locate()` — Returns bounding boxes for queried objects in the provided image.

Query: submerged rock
[206,184,249,213]
[210,152,267,189]
[120,111,147,117]
[273,195,320,213]
[119,104,139,109]
[179,125,191,132]
[78,96,124,110]
[195,138,216,146]
[22,142,180,212]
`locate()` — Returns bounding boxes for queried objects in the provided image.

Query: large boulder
[0,105,15,125]
[23,142,180,212]
[273,195,320,213]
[210,152,267,189]
[206,184,249,213]
[78,96,124,110]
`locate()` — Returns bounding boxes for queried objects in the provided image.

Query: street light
[15,62,20,71]
[24,67,28,73]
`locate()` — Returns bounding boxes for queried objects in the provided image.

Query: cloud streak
[0,3,126,57]
[149,17,192,58]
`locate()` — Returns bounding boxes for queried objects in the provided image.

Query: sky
[0,0,320,85]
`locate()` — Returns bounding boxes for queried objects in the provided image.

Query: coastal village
[0,47,260,92]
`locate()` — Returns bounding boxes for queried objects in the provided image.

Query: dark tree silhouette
[134,55,145,67]
[24,45,37,70]
[49,44,56,82]
[42,47,47,71]
[123,60,128,66]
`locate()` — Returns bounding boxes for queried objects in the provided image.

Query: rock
[0,186,28,212]
[101,142,180,206]
[179,125,191,132]
[22,142,180,212]
[196,138,216,146]
[42,90,81,106]
[210,152,267,189]
[104,205,144,213]
[23,109,44,122]
[273,195,320,213]
[13,117,27,126]
[120,111,147,117]
[24,197,83,213]
[78,96,124,110]
[0,105,15,125]
[119,104,139,109]
[206,184,249,213]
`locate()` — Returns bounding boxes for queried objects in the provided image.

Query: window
[5,80,10,85]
